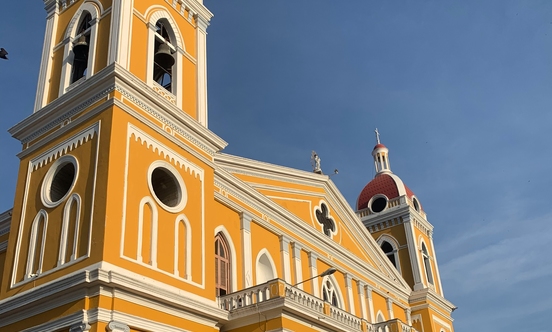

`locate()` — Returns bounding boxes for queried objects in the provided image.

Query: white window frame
[321,275,344,309]
[420,239,434,286]
[377,234,401,274]
[255,249,277,285]
[59,3,100,96]
[58,193,82,266]
[25,210,48,279]
[146,9,185,108]
[174,214,192,280]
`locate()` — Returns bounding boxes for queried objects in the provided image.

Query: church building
[0,0,455,331]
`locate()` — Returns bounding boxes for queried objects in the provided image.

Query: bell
[154,43,175,70]
[72,35,89,60]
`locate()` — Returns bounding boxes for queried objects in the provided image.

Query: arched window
[58,194,82,266]
[215,233,231,296]
[381,241,397,269]
[174,215,191,279]
[26,211,48,278]
[378,235,401,273]
[153,20,176,93]
[59,3,99,96]
[422,242,434,285]
[70,13,92,84]
[255,250,276,285]
[137,197,158,267]
[321,276,341,308]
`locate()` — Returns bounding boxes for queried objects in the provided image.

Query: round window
[41,155,78,207]
[370,196,387,213]
[148,161,187,212]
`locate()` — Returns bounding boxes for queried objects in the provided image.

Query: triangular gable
[215,153,409,291]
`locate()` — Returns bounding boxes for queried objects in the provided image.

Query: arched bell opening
[153,20,176,93]
[71,13,92,84]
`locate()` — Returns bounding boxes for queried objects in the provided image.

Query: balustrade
[218,279,417,332]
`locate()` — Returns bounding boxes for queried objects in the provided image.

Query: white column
[106,321,130,332]
[291,242,303,289]
[357,281,367,319]
[386,298,394,319]
[176,47,184,109]
[403,215,424,290]
[405,308,412,325]
[308,252,319,297]
[345,274,355,315]
[279,235,292,283]
[117,0,134,67]
[34,1,59,112]
[195,15,209,127]
[241,212,253,288]
[366,285,375,323]
[107,0,133,67]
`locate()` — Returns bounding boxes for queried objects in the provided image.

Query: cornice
[168,0,213,25]
[9,63,117,142]
[409,288,456,315]
[112,63,227,151]
[216,152,328,185]
[0,262,228,325]
[9,64,227,159]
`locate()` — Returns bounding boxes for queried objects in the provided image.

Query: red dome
[374,143,387,149]
[356,173,416,211]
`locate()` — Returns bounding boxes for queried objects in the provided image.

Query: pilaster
[366,285,375,323]
[291,242,303,289]
[344,273,355,315]
[195,15,209,126]
[240,212,253,287]
[357,280,367,319]
[386,297,394,319]
[403,215,424,290]
[279,235,292,283]
[308,251,319,296]
[34,1,60,112]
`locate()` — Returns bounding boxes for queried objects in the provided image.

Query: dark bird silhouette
[0,48,8,60]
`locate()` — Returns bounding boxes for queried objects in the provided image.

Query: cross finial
[375,128,381,144]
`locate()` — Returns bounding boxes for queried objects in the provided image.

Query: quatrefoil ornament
[315,203,336,237]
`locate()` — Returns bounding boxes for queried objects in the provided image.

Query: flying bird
[0,48,8,60]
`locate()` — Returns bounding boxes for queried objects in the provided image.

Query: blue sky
[1,1,552,331]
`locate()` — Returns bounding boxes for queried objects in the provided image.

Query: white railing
[284,285,324,314]
[218,282,271,310]
[219,280,417,332]
[328,305,363,330]
[373,319,417,332]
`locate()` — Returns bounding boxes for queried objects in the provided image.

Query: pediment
[215,153,409,290]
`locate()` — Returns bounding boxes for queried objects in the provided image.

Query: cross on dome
[372,129,391,174]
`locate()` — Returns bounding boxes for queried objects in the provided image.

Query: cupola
[356,129,422,213]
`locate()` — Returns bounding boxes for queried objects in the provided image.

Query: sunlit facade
[0,1,455,331]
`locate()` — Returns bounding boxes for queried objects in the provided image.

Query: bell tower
[356,130,454,331]
[1,1,227,331]
[34,0,211,126]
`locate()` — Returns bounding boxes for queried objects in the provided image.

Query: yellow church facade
[0,1,455,332]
